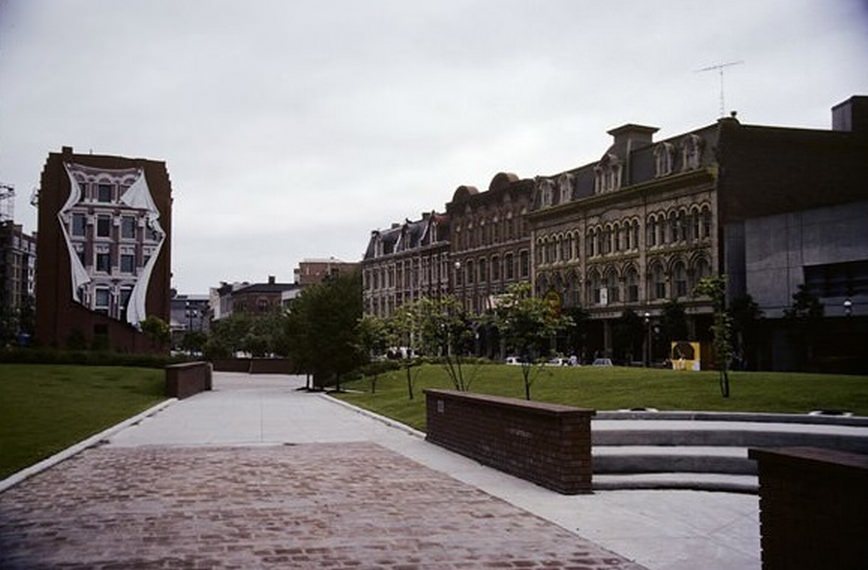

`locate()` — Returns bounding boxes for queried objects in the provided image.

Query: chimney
[832,96,868,133]
[62,146,73,155]
[268,275,276,284]
[606,124,659,150]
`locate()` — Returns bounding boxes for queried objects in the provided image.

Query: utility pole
[696,60,744,117]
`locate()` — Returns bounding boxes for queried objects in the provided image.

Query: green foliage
[784,284,825,320]
[413,295,478,392]
[180,331,208,354]
[387,303,424,399]
[694,275,733,397]
[660,299,689,343]
[285,271,364,390]
[355,315,389,360]
[139,315,171,351]
[489,282,571,400]
[728,294,763,368]
[0,347,190,368]
[206,310,288,358]
[612,308,645,362]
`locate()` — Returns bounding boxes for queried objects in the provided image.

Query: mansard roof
[363,211,449,260]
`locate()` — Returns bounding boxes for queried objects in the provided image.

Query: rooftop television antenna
[696,60,744,117]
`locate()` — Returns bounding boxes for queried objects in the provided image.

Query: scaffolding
[0,183,14,222]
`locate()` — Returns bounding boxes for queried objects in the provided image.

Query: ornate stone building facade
[446,173,534,315]
[362,212,450,318]
[527,124,720,357]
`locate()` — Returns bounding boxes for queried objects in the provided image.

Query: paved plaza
[0,373,761,569]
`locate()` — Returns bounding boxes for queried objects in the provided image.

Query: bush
[356,359,403,377]
[0,348,192,368]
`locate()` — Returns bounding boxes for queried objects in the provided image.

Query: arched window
[588,270,602,305]
[504,253,515,280]
[677,210,687,242]
[632,220,640,250]
[649,263,666,300]
[491,255,500,282]
[692,257,711,290]
[478,258,487,283]
[465,260,474,284]
[672,261,688,298]
[625,266,639,303]
[702,206,712,239]
[647,216,657,247]
[605,269,620,304]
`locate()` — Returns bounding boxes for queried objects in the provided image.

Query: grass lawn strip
[0,364,164,479]
[336,364,868,431]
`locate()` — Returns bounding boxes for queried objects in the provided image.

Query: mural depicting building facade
[36,147,172,352]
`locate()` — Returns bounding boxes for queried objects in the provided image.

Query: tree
[388,302,424,400]
[784,284,824,369]
[140,315,171,353]
[414,295,477,392]
[562,306,590,360]
[612,308,645,363]
[490,282,572,400]
[285,271,364,391]
[355,314,389,393]
[694,275,733,397]
[660,299,689,345]
[728,294,763,369]
[180,330,208,355]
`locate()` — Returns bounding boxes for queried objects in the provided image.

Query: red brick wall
[424,389,595,494]
[165,362,212,399]
[749,447,868,570]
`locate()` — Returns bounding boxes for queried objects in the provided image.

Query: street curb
[320,393,427,439]
[0,398,177,494]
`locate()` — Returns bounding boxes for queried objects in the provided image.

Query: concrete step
[593,472,759,494]
[591,420,868,453]
[593,446,755,475]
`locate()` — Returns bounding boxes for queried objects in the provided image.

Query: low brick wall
[165,362,212,399]
[211,359,251,372]
[249,358,294,374]
[749,447,868,569]
[424,389,595,494]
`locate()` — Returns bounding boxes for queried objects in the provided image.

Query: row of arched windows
[646,205,712,247]
[536,254,712,308]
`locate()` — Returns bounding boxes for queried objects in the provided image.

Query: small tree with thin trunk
[490,282,571,400]
[388,303,424,400]
[415,295,477,392]
[694,275,733,398]
[355,314,389,394]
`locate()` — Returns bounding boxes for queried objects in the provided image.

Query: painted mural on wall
[57,162,165,329]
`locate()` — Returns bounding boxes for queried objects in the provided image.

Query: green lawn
[0,364,165,479]
[335,364,868,431]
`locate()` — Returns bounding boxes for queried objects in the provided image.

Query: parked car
[505,356,524,366]
[545,357,568,366]
[592,358,614,367]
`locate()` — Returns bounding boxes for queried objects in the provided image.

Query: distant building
[0,221,37,316]
[447,173,535,315]
[294,257,358,286]
[35,146,172,351]
[170,292,210,341]
[230,276,299,315]
[362,211,450,317]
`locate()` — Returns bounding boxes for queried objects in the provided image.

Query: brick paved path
[0,442,644,569]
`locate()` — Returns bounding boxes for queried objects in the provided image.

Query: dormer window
[654,143,675,177]
[557,173,574,204]
[594,154,623,194]
[681,134,704,171]
[537,177,555,208]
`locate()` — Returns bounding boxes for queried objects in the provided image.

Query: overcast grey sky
[1,0,866,293]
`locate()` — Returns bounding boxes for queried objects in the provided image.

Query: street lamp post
[454,260,463,311]
[843,298,853,317]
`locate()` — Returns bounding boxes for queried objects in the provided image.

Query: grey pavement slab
[5,372,761,569]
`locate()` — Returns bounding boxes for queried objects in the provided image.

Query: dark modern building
[0,221,37,316]
[35,146,173,352]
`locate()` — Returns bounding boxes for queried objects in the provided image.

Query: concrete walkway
[1,373,761,569]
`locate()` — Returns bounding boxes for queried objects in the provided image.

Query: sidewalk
[1,373,760,569]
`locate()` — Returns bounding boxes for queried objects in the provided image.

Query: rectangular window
[96,216,111,238]
[655,282,666,300]
[520,251,529,278]
[121,216,136,239]
[491,256,500,281]
[628,285,639,303]
[96,252,111,273]
[120,254,135,274]
[72,214,87,237]
[97,184,113,203]
[95,288,110,308]
[505,255,514,280]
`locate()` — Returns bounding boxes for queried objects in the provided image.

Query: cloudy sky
[1,0,866,293]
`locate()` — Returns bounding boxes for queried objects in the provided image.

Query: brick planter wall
[165,362,212,399]
[248,358,294,374]
[211,359,251,372]
[424,389,595,494]
[749,447,868,570]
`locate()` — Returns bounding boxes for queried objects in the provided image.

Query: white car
[592,358,614,367]
[505,356,524,366]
